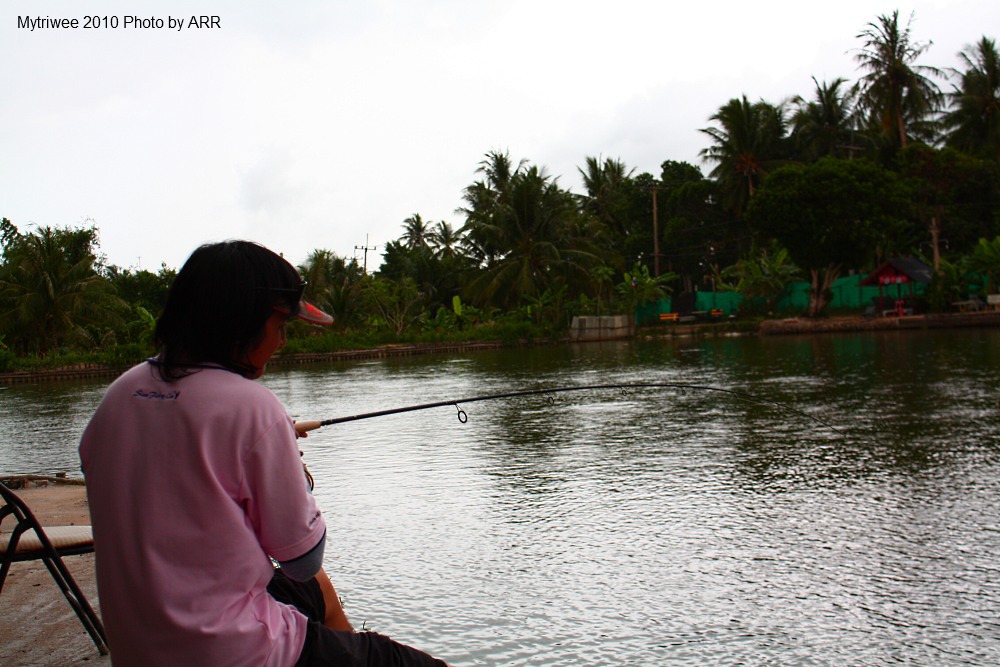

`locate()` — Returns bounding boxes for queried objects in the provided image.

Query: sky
[3,0,997,272]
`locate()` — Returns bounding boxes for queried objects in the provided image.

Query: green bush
[0,348,16,373]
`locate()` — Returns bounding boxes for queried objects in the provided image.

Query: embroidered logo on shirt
[133,388,181,400]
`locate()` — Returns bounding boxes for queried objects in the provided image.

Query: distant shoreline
[754,310,1000,335]
[0,339,522,385]
[2,311,998,385]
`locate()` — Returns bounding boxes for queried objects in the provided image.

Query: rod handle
[294,420,323,434]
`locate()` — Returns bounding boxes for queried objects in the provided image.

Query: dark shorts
[267,570,447,667]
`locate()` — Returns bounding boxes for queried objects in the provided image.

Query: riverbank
[637,309,1000,339]
[0,477,107,666]
[2,310,999,385]
[0,340,507,384]
[755,309,1000,335]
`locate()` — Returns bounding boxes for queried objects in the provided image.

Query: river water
[2,329,998,665]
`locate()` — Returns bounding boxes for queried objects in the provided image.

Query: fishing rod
[294,382,849,439]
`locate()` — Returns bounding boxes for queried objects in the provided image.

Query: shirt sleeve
[240,413,327,563]
[278,530,326,581]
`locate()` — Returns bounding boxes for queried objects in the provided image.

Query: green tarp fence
[635,273,930,326]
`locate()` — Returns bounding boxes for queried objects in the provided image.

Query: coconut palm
[298,249,339,294]
[943,36,1000,160]
[790,77,862,160]
[457,150,526,269]
[700,96,788,217]
[852,11,944,152]
[427,221,462,260]
[0,225,123,354]
[400,213,431,251]
[298,249,364,325]
[461,155,597,309]
[0,217,17,250]
[579,156,635,236]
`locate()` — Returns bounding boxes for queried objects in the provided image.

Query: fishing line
[294,382,848,439]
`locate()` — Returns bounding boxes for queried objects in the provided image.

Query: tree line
[2,11,999,368]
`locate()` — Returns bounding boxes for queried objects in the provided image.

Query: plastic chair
[0,481,109,655]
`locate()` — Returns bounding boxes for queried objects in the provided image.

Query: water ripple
[3,331,999,665]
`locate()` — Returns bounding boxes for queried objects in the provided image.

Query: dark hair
[153,240,302,380]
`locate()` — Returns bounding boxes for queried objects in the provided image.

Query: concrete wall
[569,315,634,341]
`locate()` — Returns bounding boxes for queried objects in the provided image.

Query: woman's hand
[294,420,322,438]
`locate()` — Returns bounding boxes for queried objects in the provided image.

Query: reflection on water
[0,380,110,475]
[2,330,999,665]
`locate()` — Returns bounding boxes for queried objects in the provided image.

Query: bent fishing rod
[293,382,849,439]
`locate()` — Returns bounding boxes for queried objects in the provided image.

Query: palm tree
[790,77,861,160]
[461,155,597,309]
[852,11,944,152]
[0,225,123,354]
[577,156,639,276]
[298,249,339,293]
[475,149,525,203]
[578,156,635,236]
[400,213,431,250]
[943,36,1000,160]
[427,221,462,260]
[700,96,788,217]
[298,249,364,326]
[0,218,17,250]
[457,150,526,269]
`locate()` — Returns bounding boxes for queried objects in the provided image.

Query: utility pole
[930,213,942,274]
[646,186,669,277]
[354,235,377,273]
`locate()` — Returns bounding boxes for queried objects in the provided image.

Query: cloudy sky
[3,0,996,271]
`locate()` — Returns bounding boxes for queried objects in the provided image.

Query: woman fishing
[80,240,454,667]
